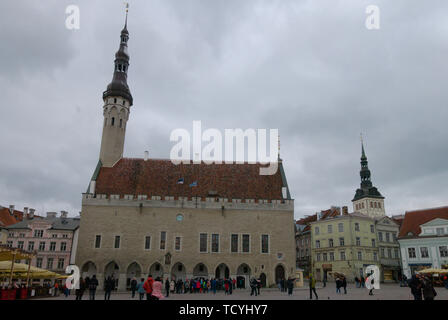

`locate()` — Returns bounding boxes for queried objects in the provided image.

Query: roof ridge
[405,205,448,214]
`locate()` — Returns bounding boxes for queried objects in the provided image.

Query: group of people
[335,276,348,294]
[277,278,296,296]
[408,274,438,300]
[129,276,253,299]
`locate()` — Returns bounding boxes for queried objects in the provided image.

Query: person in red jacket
[143,275,154,300]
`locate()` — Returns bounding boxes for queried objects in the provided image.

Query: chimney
[144,151,149,161]
[61,211,68,218]
[46,212,57,219]
[29,208,35,219]
[9,205,15,215]
[342,206,349,215]
[24,207,29,215]
[89,180,96,195]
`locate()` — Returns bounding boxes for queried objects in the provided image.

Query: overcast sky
[1,0,447,220]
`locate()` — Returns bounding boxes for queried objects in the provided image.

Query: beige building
[75,15,295,291]
[310,212,380,282]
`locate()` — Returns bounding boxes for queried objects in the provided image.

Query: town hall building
[75,13,295,291]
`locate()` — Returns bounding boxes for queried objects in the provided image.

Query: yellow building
[310,212,380,282]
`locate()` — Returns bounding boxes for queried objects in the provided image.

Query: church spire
[359,139,372,189]
[102,4,133,106]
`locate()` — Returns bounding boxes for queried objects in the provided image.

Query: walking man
[309,273,318,300]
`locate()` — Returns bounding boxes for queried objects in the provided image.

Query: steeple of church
[352,139,385,218]
[102,8,133,106]
[99,7,133,167]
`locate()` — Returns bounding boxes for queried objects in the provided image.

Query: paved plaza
[38,283,448,300]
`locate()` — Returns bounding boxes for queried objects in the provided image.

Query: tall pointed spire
[102,3,133,106]
[352,137,383,202]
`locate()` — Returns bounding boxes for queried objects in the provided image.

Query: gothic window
[378,202,382,209]
[120,119,123,128]
[114,98,117,103]
[111,117,115,126]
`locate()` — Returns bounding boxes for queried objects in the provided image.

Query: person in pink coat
[151,277,164,300]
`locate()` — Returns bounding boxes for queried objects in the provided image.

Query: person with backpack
[143,275,154,300]
[136,278,145,300]
[421,275,437,300]
[88,275,99,300]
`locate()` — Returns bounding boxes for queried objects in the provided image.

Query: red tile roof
[296,215,317,225]
[0,207,23,227]
[95,158,287,201]
[398,206,448,238]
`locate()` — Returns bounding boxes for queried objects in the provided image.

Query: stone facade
[76,195,295,291]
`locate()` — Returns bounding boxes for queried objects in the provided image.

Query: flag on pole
[189,181,198,187]
[177,178,184,185]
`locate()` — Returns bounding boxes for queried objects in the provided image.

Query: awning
[0,261,64,279]
[0,245,36,261]
[417,268,448,274]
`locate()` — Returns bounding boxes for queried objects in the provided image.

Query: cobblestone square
[38,283,448,300]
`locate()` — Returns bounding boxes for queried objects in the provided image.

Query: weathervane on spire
[124,2,129,26]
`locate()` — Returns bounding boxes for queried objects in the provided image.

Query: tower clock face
[176,214,184,222]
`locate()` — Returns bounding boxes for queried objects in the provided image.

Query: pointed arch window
[111,117,115,126]
[119,119,123,128]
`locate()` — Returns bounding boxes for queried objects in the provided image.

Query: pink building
[6,210,80,280]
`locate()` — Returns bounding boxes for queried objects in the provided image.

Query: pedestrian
[257,278,261,295]
[170,279,175,294]
[54,282,59,297]
[130,277,137,298]
[309,273,318,300]
[184,279,189,294]
[354,277,360,288]
[104,276,113,300]
[228,279,233,295]
[165,278,170,297]
[360,276,365,288]
[443,275,448,289]
[63,283,69,298]
[151,277,164,300]
[211,278,217,294]
[409,274,423,300]
[287,278,294,296]
[224,278,230,295]
[323,275,327,288]
[250,278,258,296]
[342,276,347,294]
[136,278,145,300]
[421,275,437,301]
[88,275,98,300]
[336,277,341,293]
[75,277,86,300]
[143,275,154,300]
[368,273,374,296]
